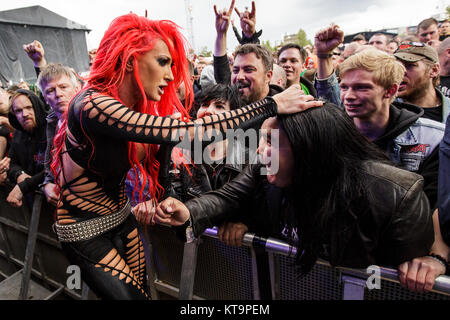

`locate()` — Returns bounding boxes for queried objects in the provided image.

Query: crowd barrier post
[179,238,201,300]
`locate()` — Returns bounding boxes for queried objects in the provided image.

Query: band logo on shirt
[403,144,430,155]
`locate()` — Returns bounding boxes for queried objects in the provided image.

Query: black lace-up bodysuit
[56,89,277,299]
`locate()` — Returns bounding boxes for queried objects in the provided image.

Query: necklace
[205,162,222,177]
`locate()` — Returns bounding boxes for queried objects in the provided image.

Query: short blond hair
[340,49,405,90]
[37,63,78,93]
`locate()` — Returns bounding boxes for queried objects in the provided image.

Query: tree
[262,40,275,52]
[296,29,312,47]
[198,46,212,57]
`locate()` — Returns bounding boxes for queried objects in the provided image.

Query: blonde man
[314,24,447,294]
[23,41,81,206]
[37,63,80,207]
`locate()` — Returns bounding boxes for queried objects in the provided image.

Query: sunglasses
[397,41,426,50]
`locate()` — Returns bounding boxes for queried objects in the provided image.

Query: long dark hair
[278,103,390,275]
[195,84,243,111]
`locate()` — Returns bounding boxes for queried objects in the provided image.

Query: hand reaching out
[234,1,256,38]
[154,197,190,226]
[315,24,344,55]
[132,199,156,225]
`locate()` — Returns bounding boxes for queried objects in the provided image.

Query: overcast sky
[2,0,449,51]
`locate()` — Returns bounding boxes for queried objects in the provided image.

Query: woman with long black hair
[155,103,433,276]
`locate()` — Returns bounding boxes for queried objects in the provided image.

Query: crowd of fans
[0,0,449,299]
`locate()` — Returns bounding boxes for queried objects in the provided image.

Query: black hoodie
[7,89,49,195]
[375,101,424,149]
[375,101,440,208]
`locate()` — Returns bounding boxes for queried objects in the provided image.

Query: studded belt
[54,201,131,243]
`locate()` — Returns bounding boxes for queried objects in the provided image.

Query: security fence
[0,185,449,300]
[146,224,450,300]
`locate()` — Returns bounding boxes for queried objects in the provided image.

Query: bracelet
[316,52,333,59]
[427,253,449,275]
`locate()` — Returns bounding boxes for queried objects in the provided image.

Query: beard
[398,78,433,102]
[237,83,265,105]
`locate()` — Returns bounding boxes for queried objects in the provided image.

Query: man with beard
[230,43,280,103]
[6,90,49,208]
[313,24,448,293]
[212,0,315,101]
[394,42,449,123]
[209,1,316,299]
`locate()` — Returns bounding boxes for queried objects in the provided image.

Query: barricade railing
[2,185,448,301]
[0,188,89,300]
[147,225,450,300]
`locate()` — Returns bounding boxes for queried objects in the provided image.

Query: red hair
[51,13,193,204]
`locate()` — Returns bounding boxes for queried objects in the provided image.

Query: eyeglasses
[397,41,426,50]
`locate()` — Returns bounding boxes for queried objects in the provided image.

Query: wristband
[428,253,449,275]
[316,52,333,59]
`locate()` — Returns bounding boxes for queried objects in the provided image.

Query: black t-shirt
[439,75,450,99]
[422,105,443,123]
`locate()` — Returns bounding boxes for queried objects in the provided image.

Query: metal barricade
[0,186,89,300]
[146,225,256,300]
[146,225,450,300]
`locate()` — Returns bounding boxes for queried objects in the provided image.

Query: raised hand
[315,24,344,54]
[273,84,323,114]
[154,197,190,226]
[23,40,47,68]
[213,0,236,35]
[234,1,256,38]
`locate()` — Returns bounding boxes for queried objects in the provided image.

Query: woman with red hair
[51,13,319,299]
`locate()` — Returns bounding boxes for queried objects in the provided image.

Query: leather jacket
[184,161,434,269]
